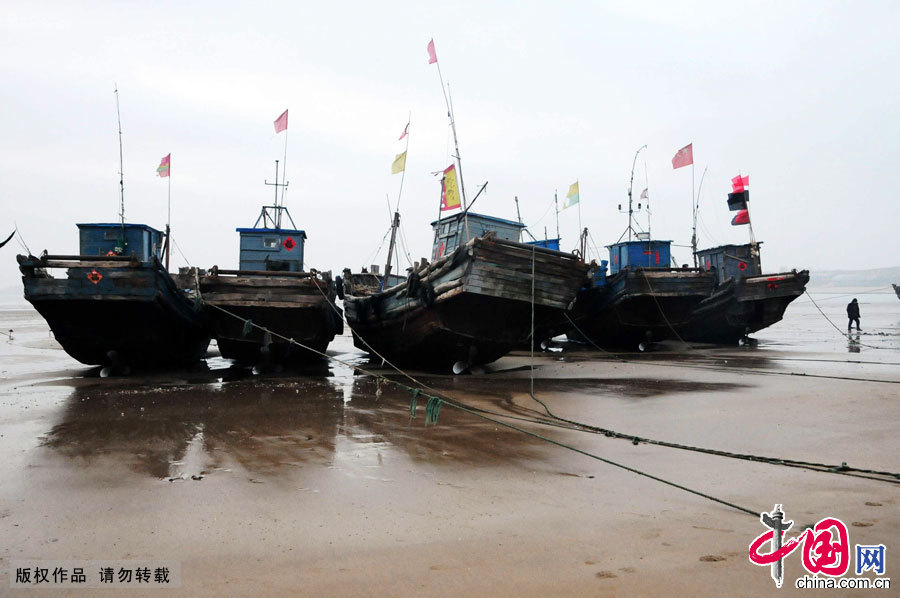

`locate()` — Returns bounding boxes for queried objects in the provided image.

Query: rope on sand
[203,302,763,517]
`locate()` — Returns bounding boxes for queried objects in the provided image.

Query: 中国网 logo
[749,504,888,589]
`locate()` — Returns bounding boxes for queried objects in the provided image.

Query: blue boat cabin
[431,212,525,260]
[696,243,761,284]
[606,240,672,275]
[77,223,163,262]
[236,227,306,272]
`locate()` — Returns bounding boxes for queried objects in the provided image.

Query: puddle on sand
[39,371,553,481]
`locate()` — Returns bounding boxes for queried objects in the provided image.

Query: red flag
[398,122,409,141]
[427,39,437,64]
[273,109,288,134]
[731,174,750,193]
[731,209,749,225]
[672,143,693,169]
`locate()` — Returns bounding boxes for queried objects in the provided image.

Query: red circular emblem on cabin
[87,270,103,284]
[106,250,116,256]
[283,237,296,251]
[738,261,747,271]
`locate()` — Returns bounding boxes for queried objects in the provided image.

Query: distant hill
[807,266,900,291]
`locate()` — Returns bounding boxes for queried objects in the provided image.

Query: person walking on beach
[847,298,861,332]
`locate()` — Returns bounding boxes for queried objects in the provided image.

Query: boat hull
[18,256,209,367]
[344,237,588,370]
[676,270,810,343]
[567,268,716,349]
[198,271,343,365]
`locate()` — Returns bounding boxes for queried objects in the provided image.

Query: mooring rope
[804,290,891,350]
[638,268,698,350]
[562,312,900,386]
[203,301,765,516]
[556,312,899,484]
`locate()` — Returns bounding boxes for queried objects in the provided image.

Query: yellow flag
[440,164,461,211]
[391,151,407,174]
[563,181,580,209]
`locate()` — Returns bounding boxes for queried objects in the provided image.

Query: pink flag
[731,174,750,193]
[273,109,288,134]
[156,153,170,178]
[427,39,437,64]
[398,122,409,141]
[672,143,693,169]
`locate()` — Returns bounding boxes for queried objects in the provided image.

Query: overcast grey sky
[2,0,898,292]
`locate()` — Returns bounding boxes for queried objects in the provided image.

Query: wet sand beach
[0,292,897,596]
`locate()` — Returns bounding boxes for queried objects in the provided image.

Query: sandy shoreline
[0,302,897,596]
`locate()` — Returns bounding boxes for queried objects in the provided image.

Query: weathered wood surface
[197,268,342,364]
[343,236,588,369]
[17,255,209,366]
[346,237,588,325]
[674,270,810,342]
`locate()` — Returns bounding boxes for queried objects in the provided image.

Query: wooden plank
[43,260,145,270]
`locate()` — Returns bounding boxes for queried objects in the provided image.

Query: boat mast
[433,64,470,242]
[626,145,647,242]
[264,160,289,228]
[514,196,537,242]
[383,112,411,289]
[381,211,400,291]
[114,86,126,250]
[692,165,709,266]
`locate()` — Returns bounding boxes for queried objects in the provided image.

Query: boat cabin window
[262,237,280,248]
[104,230,118,240]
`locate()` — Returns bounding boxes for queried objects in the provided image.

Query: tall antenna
[626,145,647,241]
[554,191,560,240]
[643,152,651,241]
[114,85,125,228]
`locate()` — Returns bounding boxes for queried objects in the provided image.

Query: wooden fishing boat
[675,243,809,344]
[567,239,716,350]
[892,283,900,300]
[197,184,342,366]
[343,214,588,371]
[343,45,586,370]
[17,223,210,368]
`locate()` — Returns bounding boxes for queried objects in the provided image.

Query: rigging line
[397,223,415,268]
[803,288,894,302]
[526,196,557,230]
[363,226,394,269]
[561,311,900,384]
[587,231,602,261]
[638,268,697,350]
[171,237,193,267]
[203,300,761,517]
[804,290,892,350]
[14,229,32,255]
